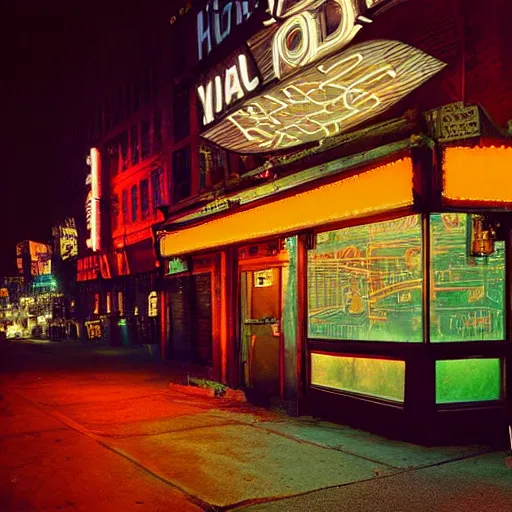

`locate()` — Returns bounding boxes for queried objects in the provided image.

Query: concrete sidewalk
[1,340,511,511]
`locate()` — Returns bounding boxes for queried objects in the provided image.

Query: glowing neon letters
[86,148,102,252]
[197,0,260,61]
[198,54,260,125]
[196,0,444,152]
[271,0,364,79]
[202,40,446,152]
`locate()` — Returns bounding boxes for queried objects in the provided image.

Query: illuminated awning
[159,157,414,258]
[443,146,512,204]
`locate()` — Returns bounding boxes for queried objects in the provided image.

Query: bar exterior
[155,0,512,445]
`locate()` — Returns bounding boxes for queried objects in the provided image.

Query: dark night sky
[0,1,166,277]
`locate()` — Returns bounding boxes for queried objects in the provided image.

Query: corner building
[155,0,512,445]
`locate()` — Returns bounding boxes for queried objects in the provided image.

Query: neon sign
[198,53,260,125]
[196,0,445,152]
[204,40,445,152]
[166,257,189,275]
[197,0,261,61]
[270,0,367,79]
[86,148,102,252]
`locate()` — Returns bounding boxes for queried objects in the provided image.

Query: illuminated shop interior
[157,145,511,443]
[308,212,505,407]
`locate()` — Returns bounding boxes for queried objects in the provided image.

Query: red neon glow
[90,148,102,252]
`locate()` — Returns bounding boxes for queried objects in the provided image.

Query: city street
[0,340,511,511]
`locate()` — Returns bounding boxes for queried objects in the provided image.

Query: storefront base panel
[303,387,509,448]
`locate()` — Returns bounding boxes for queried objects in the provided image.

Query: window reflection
[430,214,505,342]
[308,215,423,342]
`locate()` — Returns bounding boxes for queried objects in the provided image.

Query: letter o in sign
[273,11,317,78]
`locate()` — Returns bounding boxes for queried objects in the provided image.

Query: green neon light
[311,353,405,402]
[167,257,188,275]
[436,358,501,404]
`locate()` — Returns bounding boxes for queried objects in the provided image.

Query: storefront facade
[156,131,512,444]
[148,0,512,444]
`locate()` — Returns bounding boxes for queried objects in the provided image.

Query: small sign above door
[254,269,273,288]
[166,257,189,275]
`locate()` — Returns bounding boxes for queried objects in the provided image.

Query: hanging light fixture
[470,214,497,257]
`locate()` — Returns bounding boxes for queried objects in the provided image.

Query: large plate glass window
[308,215,423,342]
[430,214,505,342]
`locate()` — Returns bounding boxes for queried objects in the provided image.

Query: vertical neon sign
[87,147,102,252]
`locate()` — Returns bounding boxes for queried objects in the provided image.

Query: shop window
[153,111,162,152]
[436,358,501,404]
[308,215,423,342]
[130,125,139,166]
[140,179,149,219]
[141,119,150,160]
[430,214,505,342]
[173,85,190,143]
[311,353,405,403]
[131,185,138,222]
[199,144,228,189]
[122,189,129,225]
[93,293,100,315]
[172,146,191,203]
[151,167,164,212]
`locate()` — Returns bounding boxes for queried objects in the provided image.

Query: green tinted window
[308,215,423,341]
[311,353,405,402]
[436,358,501,404]
[430,214,505,342]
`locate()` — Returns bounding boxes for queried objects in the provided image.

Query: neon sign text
[202,40,446,152]
[196,0,388,128]
[271,0,366,79]
[198,54,260,125]
[197,0,260,61]
[86,148,102,252]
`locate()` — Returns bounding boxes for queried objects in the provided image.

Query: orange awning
[160,158,414,258]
